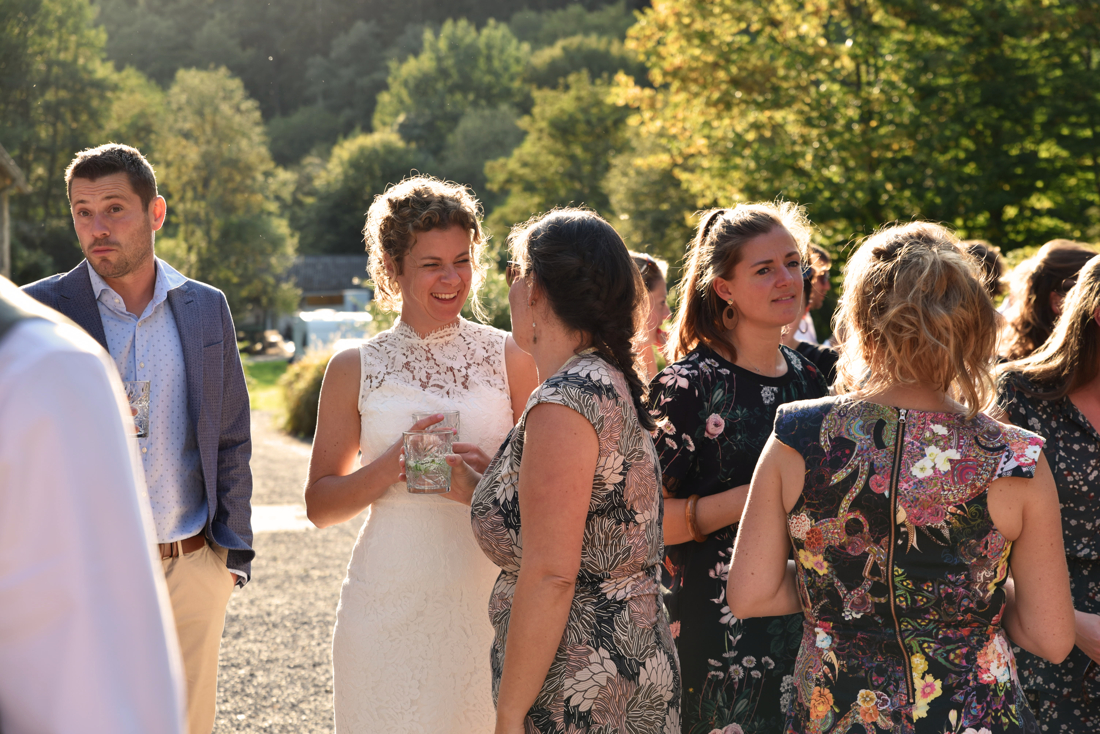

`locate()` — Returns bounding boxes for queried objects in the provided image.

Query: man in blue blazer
[23,144,253,734]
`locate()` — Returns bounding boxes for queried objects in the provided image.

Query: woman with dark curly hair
[303,176,537,733]
[1000,239,1096,361]
[450,208,681,734]
[648,202,827,733]
[998,254,1100,731]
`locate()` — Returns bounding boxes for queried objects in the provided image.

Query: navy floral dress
[998,374,1100,731]
[472,351,682,733]
[775,396,1045,733]
[648,344,826,733]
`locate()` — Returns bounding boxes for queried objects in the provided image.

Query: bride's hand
[451,441,491,474]
[442,451,483,506]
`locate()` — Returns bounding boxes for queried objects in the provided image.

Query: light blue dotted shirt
[89,258,206,544]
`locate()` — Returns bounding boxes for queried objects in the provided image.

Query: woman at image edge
[303,177,538,733]
[729,222,1075,731]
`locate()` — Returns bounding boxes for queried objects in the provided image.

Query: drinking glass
[412,410,460,440]
[123,380,151,438]
[403,430,453,494]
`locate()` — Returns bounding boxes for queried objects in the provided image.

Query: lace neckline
[392,316,466,344]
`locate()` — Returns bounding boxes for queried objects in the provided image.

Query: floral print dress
[648,344,827,733]
[998,374,1100,731]
[774,396,1045,733]
[471,351,682,734]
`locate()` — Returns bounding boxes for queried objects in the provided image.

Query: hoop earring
[722,299,738,331]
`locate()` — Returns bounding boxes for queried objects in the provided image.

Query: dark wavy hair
[1001,239,1097,360]
[509,208,655,431]
[1001,254,1100,400]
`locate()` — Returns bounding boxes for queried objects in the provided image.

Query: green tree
[373,18,529,157]
[293,131,432,255]
[605,129,697,271]
[1,0,114,282]
[509,1,637,49]
[154,68,299,319]
[525,34,647,89]
[486,71,629,238]
[621,0,1100,251]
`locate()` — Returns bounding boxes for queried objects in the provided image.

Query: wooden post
[0,187,9,280]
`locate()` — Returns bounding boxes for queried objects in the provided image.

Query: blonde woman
[998,254,1100,730]
[303,177,538,733]
[646,203,827,732]
[730,222,1075,731]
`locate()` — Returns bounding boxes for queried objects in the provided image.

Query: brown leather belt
[159,531,206,560]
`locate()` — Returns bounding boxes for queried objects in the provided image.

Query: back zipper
[886,408,915,705]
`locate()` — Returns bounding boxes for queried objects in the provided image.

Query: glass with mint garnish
[403,430,453,494]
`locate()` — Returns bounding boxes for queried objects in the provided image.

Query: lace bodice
[357,317,513,476]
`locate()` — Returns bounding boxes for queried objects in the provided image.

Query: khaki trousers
[162,541,235,734]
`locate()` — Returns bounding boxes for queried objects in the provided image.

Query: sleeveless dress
[332,317,514,733]
[774,396,1046,733]
[646,344,827,733]
[470,351,682,733]
[997,375,1100,730]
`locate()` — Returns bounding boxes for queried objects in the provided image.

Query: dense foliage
[3,0,1099,337]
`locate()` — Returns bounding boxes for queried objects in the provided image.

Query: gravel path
[213,411,365,733]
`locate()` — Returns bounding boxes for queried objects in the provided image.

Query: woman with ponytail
[647,202,827,732]
[451,208,680,734]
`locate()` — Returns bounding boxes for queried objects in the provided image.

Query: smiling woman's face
[391,225,473,330]
[714,227,805,330]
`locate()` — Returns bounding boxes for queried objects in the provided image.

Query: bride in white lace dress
[304,177,538,733]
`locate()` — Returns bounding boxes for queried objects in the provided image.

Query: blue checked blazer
[23,262,255,582]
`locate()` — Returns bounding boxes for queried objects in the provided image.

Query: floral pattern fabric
[774,396,1045,733]
[647,345,827,733]
[471,351,682,733]
[997,374,1100,731]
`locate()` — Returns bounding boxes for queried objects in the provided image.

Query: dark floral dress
[775,396,1045,733]
[648,344,827,733]
[471,351,682,733]
[998,374,1100,731]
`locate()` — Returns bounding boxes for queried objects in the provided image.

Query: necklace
[740,348,781,378]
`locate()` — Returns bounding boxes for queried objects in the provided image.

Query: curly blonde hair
[834,222,999,418]
[667,201,812,362]
[363,176,487,319]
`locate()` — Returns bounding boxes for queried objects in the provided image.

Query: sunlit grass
[243,358,288,414]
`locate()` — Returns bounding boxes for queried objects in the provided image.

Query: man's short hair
[65,144,158,212]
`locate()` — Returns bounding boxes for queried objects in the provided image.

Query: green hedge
[280,352,332,437]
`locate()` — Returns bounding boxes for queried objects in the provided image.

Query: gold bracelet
[685,494,708,543]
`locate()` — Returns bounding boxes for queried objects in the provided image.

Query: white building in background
[284,254,374,356]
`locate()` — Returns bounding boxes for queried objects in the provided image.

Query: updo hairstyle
[509,208,655,431]
[835,222,998,418]
[364,175,487,319]
[1004,254,1100,400]
[1001,239,1097,361]
[667,201,812,362]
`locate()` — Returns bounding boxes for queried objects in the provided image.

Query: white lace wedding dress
[332,317,515,733]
